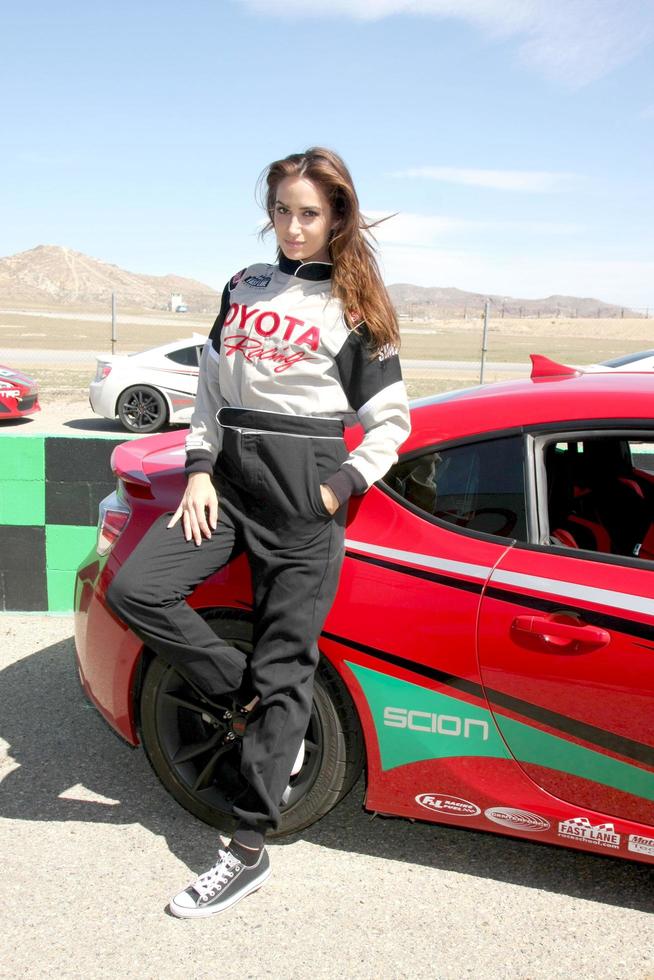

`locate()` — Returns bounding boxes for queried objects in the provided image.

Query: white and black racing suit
[107,253,411,833]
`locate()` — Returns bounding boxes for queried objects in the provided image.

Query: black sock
[231,826,265,865]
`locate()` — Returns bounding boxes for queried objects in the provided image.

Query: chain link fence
[395,303,651,320]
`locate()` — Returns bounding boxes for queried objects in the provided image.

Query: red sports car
[74,356,654,864]
[0,365,40,420]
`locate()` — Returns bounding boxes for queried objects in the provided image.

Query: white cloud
[366,210,474,245]
[234,0,654,86]
[365,210,581,246]
[236,0,536,26]
[378,242,654,307]
[390,167,579,192]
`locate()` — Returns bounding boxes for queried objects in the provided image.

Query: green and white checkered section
[0,434,126,611]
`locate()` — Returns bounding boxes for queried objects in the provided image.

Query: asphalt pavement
[1,615,652,979]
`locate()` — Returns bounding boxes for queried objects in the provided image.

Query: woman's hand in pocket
[320,484,340,516]
[168,472,218,545]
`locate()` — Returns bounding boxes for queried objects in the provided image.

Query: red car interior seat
[575,439,651,556]
[546,445,611,553]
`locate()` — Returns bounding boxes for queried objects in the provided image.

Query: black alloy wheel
[117,385,168,433]
[137,613,365,837]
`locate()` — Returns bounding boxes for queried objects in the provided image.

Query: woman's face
[273,175,335,264]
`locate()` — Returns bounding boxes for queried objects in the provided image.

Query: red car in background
[0,365,40,420]
[74,357,654,865]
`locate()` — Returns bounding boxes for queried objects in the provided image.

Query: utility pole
[111,293,117,355]
[479,299,490,385]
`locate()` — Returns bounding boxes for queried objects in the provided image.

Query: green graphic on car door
[346,662,509,770]
[347,662,654,802]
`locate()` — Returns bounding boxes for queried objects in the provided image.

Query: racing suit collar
[279,254,333,281]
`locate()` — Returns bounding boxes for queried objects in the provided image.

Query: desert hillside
[387,283,638,318]
[0,245,220,312]
[0,244,640,319]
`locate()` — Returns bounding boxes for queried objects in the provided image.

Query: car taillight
[95,363,112,382]
[97,487,130,556]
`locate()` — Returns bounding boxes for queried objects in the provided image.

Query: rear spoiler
[530,354,582,380]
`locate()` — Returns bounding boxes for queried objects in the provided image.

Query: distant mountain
[0,245,638,318]
[386,283,637,318]
[0,245,220,312]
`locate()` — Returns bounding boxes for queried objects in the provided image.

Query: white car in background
[585,349,654,373]
[89,334,207,433]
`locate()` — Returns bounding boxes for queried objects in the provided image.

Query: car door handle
[511,614,610,649]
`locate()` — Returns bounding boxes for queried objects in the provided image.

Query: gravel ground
[0,615,653,980]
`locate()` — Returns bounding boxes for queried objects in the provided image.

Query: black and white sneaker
[169,847,271,918]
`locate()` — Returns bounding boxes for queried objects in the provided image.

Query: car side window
[165,346,198,367]
[545,435,654,561]
[384,435,527,541]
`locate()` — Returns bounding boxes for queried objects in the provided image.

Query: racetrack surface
[1,616,652,980]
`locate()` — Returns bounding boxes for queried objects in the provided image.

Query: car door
[157,346,201,417]
[477,429,654,825]
[338,433,527,786]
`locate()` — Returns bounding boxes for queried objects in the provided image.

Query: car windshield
[601,350,654,368]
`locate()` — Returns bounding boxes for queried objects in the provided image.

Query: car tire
[117,385,168,433]
[137,612,365,838]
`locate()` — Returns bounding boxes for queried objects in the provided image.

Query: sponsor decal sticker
[557,817,621,849]
[416,794,480,816]
[230,269,245,288]
[0,389,20,398]
[627,834,654,857]
[484,807,550,832]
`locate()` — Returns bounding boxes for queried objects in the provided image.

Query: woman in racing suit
[106,147,411,918]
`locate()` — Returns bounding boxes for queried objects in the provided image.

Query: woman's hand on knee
[168,473,218,545]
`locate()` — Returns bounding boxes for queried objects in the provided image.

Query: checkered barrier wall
[0,435,126,611]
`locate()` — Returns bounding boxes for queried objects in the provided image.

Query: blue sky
[2,0,654,307]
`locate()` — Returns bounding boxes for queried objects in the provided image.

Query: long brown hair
[257,147,399,354]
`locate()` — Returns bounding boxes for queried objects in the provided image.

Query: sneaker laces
[192,849,241,900]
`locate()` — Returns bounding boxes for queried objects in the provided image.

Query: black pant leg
[106,508,249,698]
[233,517,345,832]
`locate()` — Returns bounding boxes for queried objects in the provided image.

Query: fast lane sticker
[558,817,620,849]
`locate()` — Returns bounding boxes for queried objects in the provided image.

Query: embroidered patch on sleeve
[230,268,246,289]
[244,274,272,288]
